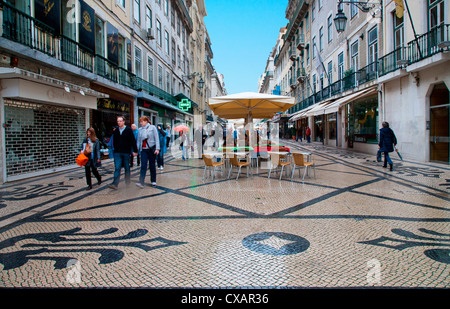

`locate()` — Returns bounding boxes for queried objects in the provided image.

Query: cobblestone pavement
[0,140,449,288]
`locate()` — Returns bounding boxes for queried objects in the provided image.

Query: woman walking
[378,121,397,171]
[81,128,102,190]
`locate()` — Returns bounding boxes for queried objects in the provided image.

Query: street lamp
[333,5,347,33]
[333,0,381,33]
[198,77,204,90]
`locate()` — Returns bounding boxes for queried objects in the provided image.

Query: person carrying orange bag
[76,153,89,166]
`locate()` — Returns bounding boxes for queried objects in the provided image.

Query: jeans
[383,152,393,165]
[140,148,157,184]
[307,136,311,143]
[157,151,164,167]
[112,153,131,186]
[181,145,189,160]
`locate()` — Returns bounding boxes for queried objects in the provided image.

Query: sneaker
[151,182,157,187]
[136,182,144,189]
[160,166,164,170]
[108,184,118,190]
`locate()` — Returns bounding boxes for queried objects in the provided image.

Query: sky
[204,0,289,95]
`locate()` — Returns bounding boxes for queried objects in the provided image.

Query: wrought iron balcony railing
[0,0,184,111]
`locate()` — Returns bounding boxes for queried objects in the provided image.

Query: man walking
[108,116,138,190]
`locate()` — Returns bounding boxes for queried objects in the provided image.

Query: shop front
[137,98,176,129]
[0,76,103,182]
[90,84,134,150]
[345,94,379,154]
[326,112,338,147]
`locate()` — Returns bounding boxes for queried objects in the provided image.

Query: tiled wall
[4,99,85,178]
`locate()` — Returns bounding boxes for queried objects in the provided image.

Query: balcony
[408,24,449,65]
[285,0,309,43]
[288,61,379,115]
[378,47,407,77]
[379,24,449,78]
[296,34,305,50]
[296,67,306,82]
[289,48,297,61]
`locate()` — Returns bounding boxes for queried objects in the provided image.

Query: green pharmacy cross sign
[178,99,191,111]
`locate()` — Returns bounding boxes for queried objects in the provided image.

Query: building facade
[0,0,219,183]
[265,0,448,164]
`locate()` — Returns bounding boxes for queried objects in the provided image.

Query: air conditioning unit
[146,28,155,40]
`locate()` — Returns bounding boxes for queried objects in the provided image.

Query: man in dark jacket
[108,116,138,190]
[378,121,397,171]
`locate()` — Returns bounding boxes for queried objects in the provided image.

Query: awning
[304,100,335,117]
[324,87,378,114]
[289,104,315,122]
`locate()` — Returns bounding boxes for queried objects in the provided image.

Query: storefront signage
[34,0,61,34]
[178,99,191,111]
[78,0,95,53]
[98,98,130,113]
[107,22,119,65]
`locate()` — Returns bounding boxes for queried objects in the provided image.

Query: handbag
[84,142,92,156]
[76,153,89,166]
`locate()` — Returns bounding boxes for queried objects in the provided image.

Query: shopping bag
[76,153,89,166]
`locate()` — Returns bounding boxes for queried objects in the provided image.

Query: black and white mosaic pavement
[0,140,448,287]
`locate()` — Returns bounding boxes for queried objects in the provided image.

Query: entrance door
[430,83,449,164]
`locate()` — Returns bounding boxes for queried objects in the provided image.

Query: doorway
[430,82,449,164]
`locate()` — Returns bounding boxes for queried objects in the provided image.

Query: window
[320,73,324,90]
[135,47,142,77]
[429,0,445,46]
[166,71,170,92]
[394,12,404,49]
[338,52,344,80]
[305,13,309,31]
[311,1,315,20]
[145,6,152,29]
[312,74,317,93]
[134,0,140,24]
[327,15,333,43]
[351,41,359,70]
[177,47,181,68]
[164,30,169,54]
[164,0,169,16]
[319,27,323,51]
[147,56,154,84]
[349,96,379,144]
[327,60,333,84]
[171,38,176,64]
[177,18,181,36]
[171,6,175,27]
[429,0,445,30]
[156,20,162,46]
[351,1,358,18]
[95,16,105,57]
[368,26,378,64]
[158,65,163,89]
[306,45,310,65]
[318,0,322,9]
